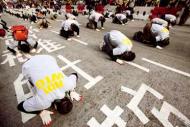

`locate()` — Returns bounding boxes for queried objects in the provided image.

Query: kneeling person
[7,38,38,57]
[100,30,136,64]
[133,23,169,49]
[60,19,80,40]
[18,55,81,125]
[112,13,128,25]
[87,11,106,31]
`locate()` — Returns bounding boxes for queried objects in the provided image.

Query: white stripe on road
[58,55,103,89]
[61,60,81,71]
[125,61,150,73]
[142,58,190,77]
[121,86,136,96]
[51,30,59,34]
[71,38,88,45]
[50,30,88,45]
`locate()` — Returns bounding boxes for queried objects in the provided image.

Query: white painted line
[84,76,103,89]
[142,58,190,77]
[61,60,81,70]
[50,30,88,46]
[56,20,63,22]
[50,30,59,34]
[87,105,126,127]
[14,74,36,123]
[71,38,88,45]
[151,101,190,127]
[58,55,103,89]
[122,83,164,125]
[2,50,9,54]
[36,47,43,53]
[125,61,150,72]
[121,86,136,96]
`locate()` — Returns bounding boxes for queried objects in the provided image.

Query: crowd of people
[0,0,188,126]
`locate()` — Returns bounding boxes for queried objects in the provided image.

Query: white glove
[70,91,81,101]
[39,110,54,126]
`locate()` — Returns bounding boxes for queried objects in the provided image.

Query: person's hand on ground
[39,110,54,126]
[70,91,82,101]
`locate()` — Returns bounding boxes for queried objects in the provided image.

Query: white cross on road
[87,104,126,127]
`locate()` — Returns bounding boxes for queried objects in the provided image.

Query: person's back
[62,19,79,30]
[116,13,126,20]
[89,11,103,22]
[109,30,132,51]
[152,18,168,27]
[151,23,169,42]
[22,55,77,111]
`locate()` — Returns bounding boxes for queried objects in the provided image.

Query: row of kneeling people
[5,8,59,29]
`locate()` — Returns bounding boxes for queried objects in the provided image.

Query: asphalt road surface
[0,12,190,127]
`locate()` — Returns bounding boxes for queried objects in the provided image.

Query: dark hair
[133,31,144,42]
[54,97,73,115]
[19,43,30,53]
[71,24,79,33]
[120,51,136,61]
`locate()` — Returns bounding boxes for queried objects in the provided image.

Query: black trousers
[17,101,41,114]
[112,17,122,24]
[102,33,117,61]
[7,41,38,54]
[60,29,74,39]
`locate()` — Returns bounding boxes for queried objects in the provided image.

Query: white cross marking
[87,105,126,127]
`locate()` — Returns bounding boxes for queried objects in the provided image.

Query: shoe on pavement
[116,59,124,65]
[96,29,100,31]
[156,45,163,49]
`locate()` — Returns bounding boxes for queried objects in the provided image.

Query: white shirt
[165,14,176,22]
[6,37,36,49]
[115,13,126,21]
[151,24,169,42]
[22,55,77,111]
[89,11,103,23]
[152,18,168,27]
[65,13,76,20]
[109,30,133,55]
[62,19,79,31]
